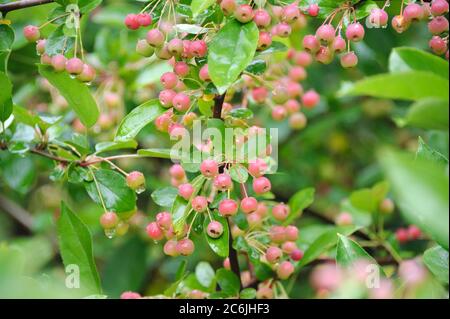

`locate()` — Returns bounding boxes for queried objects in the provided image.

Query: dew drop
[104,228,116,239]
[135,185,146,194]
[69,74,76,79]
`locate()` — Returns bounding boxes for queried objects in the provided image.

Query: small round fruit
[146,222,164,241]
[345,22,365,42]
[200,159,219,178]
[253,176,271,194]
[266,246,282,263]
[272,203,290,221]
[192,196,208,212]
[340,51,359,68]
[176,238,195,256]
[51,54,67,72]
[277,261,295,279]
[100,212,118,229]
[65,58,84,75]
[126,171,145,190]
[207,221,224,238]
[218,199,238,216]
[178,183,194,200]
[235,4,254,23]
[23,25,40,42]
[241,197,258,214]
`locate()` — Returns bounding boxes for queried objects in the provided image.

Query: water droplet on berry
[135,185,146,194]
[104,228,116,239]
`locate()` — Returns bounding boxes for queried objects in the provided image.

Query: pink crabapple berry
[396,228,409,243]
[340,51,359,68]
[78,64,96,83]
[190,40,207,57]
[277,261,295,280]
[207,221,224,238]
[307,4,320,17]
[146,29,165,47]
[169,164,186,180]
[126,171,145,190]
[403,3,425,22]
[316,24,336,43]
[379,198,395,214]
[192,196,208,212]
[272,106,288,121]
[429,36,448,55]
[408,225,422,240]
[272,203,290,221]
[176,238,195,256]
[156,212,172,230]
[168,38,184,56]
[282,241,297,254]
[266,246,283,263]
[285,225,299,241]
[392,15,410,33]
[223,258,231,270]
[336,212,353,226]
[41,54,52,65]
[289,112,307,130]
[200,159,219,178]
[256,286,274,299]
[51,54,67,72]
[302,90,320,109]
[369,8,389,28]
[121,291,141,299]
[270,225,287,243]
[173,93,191,112]
[303,35,320,54]
[240,197,258,214]
[282,4,301,23]
[252,87,268,103]
[315,46,334,64]
[65,58,84,75]
[163,240,179,256]
[346,22,365,42]
[291,249,304,261]
[124,14,140,30]
[199,64,211,82]
[247,212,263,227]
[213,173,233,191]
[253,176,272,194]
[220,0,237,16]
[235,4,254,23]
[258,32,273,50]
[146,222,164,241]
[178,183,194,200]
[23,25,40,42]
[137,13,152,27]
[160,72,178,89]
[332,35,347,53]
[159,89,177,107]
[100,212,119,229]
[431,0,449,16]
[254,9,272,28]
[174,62,190,77]
[277,22,292,38]
[248,158,268,177]
[36,39,46,55]
[218,199,238,216]
[428,16,449,35]
[135,38,155,56]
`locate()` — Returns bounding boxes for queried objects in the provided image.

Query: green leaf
[299,225,360,268]
[0,25,14,52]
[245,60,267,75]
[94,140,138,154]
[151,186,179,207]
[416,137,449,164]
[57,202,101,294]
[79,0,103,13]
[379,149,449,250]
[336,234,378,267]
[45,25,74,56]
[216,268,240,296]
[137,148,181,160]
[389,47,449,79]
[204,210,229,257]
[404,98,449,131]
[1,154,36,194]
[102,236,147,298]
[423,246,449,285]
[191,0,216,18]
[208,20,259,94]
[349,189,377,213]
[38,64,99,127]
[229,165,248,183]
[255,41,287,56]
[0,71,12,120]
[84,169,137,216]
[240,288,256,299]
[195,262,216,288]
[115,99,165,141]
[342,71,449,101]
[229,108,254,119]
[285,187,315,224]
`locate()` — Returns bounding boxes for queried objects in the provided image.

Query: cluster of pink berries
[303,20,365,68]
[23,25,96,83]
[396,225,422,244]
[370,0,449,58]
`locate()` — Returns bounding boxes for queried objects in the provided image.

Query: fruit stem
[0,0,53,16]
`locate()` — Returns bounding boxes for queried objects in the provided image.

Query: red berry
[136,39,155,57]
[295,51,313,66]
[340,51,359,68]
[302,90,320,109]
[199,64,211,82]
[218,199,238,216]
[289,66,307,82]
[173,93,190,112]
[272,84,289,104]
[307,4,320,17]
[163,240,179,256]
[23,25,40,42]
[336,212,353,226]
[282,4,301,24]
[146,29,165,47]
[403,3,425,22]
[253,176,271,194]
[174,62,190,77]
[285,100,301,114]
[303,35,320,53]
[332,35,347,53]
[285,225,299,241]
[156,211,172,230]
[213,173,233,191]
[169,164,185,180]
[51,54,67,72]
[277,22,292,38]
[272,203,290,221]
[146,222,164,240]
[190,40,207,57]
[392,15,410,33]
[396,228,409,243]
[207,221,224,238]
[346,22,365,42]
[270,225,286,243]
[315,46,334,64]
[429,36,448,55]
[282,241,297,254]
[241,197,258,214]
[316,24,335,43]
[137,13,152,27]
[431,0,449,16]
[258,31,272,50]
[277,261,294,279]
[126,171,145,190]
[65,58,84,75]
[159,89,177,107]
[192,196,208,212]
[235,4,254,23]
[36,39,46,55]
[379,198,395,214]
[100,212,119,229]
[428,16,449,35]
[125,14,140,30]
[160,72,178,89]
[266,246,282,263]
[176,238,195,256]
[248,158,268,177]
[155,44,172,60]
[121,291,141,299]
[289,112,307,130]
[168,38,184,56]
[200,159,219,178]
[252,87,268,103]
[408,225,422,240]
[254,9,271,28]
[220,0,237,16]
[272,105,287,121]
[291,249,304,261]
[369,8,389,28]
[178,183,194,200]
